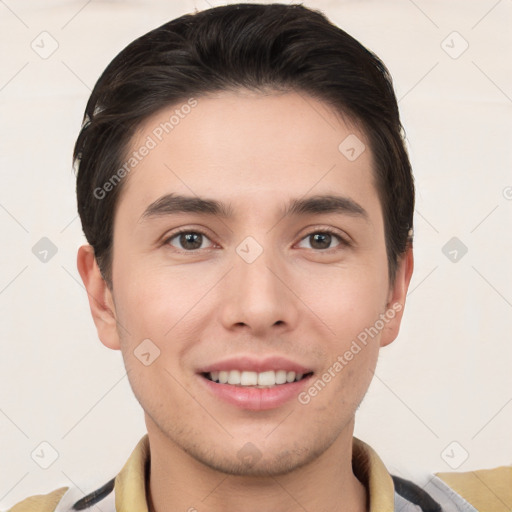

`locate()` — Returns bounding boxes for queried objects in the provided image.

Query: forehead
[116,90,379,222]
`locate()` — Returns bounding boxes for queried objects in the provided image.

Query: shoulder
[4,487,68,512]
[392,465,512,512]
[3,435,147,512]
[434,465,512,512]
[3,476,116,512]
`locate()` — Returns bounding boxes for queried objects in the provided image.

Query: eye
[163,227,350,253]
[296,229,349,251]
[164,230,215,251]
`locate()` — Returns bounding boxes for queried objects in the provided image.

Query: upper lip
[197,355,314,374]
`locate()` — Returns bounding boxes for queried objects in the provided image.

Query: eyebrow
[139,193,368,223]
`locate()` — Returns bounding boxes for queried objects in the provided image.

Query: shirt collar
[114,434,395,512]
[352,436,395,512]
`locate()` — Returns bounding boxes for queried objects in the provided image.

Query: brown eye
[166,231,212,251]
[297,230,347,251]
[310,232,334,250]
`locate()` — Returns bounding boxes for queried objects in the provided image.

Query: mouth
[201,369,314,388]
[196,355,315,410]
[197,368,315,411]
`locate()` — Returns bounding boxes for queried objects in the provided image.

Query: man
[6,3,509,512]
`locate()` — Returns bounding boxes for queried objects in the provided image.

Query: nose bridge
[237,238,279,296]
[219,234,297,332]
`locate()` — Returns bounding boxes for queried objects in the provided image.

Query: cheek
[300,260,389,335]
[112,258,222,362]
[114,259,188,322]
[112,266,204,400]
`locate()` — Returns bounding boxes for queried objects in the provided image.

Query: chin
[176,428,338,478]
[188,446,315,478]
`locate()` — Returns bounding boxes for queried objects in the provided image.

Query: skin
[77,89,413,512]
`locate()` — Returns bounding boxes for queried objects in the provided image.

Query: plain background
[1,0,511,508]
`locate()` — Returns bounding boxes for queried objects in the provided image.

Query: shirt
[4,434,510,512]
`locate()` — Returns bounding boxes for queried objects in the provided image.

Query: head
[76,3,414,476]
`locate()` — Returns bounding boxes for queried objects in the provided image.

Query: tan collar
[352,436,395,511]
[114,434,395,512]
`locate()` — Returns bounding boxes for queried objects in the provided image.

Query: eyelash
[163,227,351,253]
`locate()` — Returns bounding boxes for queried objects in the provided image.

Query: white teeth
[227,370,241,385]
[206,369,308,386]
[257,371,275,386]
[275,370,287,384]
[240,371,258,386]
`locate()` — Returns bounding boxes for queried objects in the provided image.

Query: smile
[203,369,314,387]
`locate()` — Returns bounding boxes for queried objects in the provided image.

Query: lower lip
[198,374,313,411]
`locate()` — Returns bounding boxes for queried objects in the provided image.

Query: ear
[76,244,121,350]
[380,245,414,348]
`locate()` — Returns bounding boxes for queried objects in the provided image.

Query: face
[79,89,412,476]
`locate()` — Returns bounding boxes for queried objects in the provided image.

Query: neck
[145,419,368,512]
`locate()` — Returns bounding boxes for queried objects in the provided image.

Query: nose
[218,244,299,336]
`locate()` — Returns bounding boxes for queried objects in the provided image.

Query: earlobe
[380,246,414,348]
[76,245,121,350]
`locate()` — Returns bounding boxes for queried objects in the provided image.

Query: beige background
[1,0,511,507]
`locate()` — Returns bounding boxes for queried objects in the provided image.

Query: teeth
[206,369,309,387]
[241,371,258,386]
[227,370,241,385]
[275,370,287,384]
[258,371,275,386]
